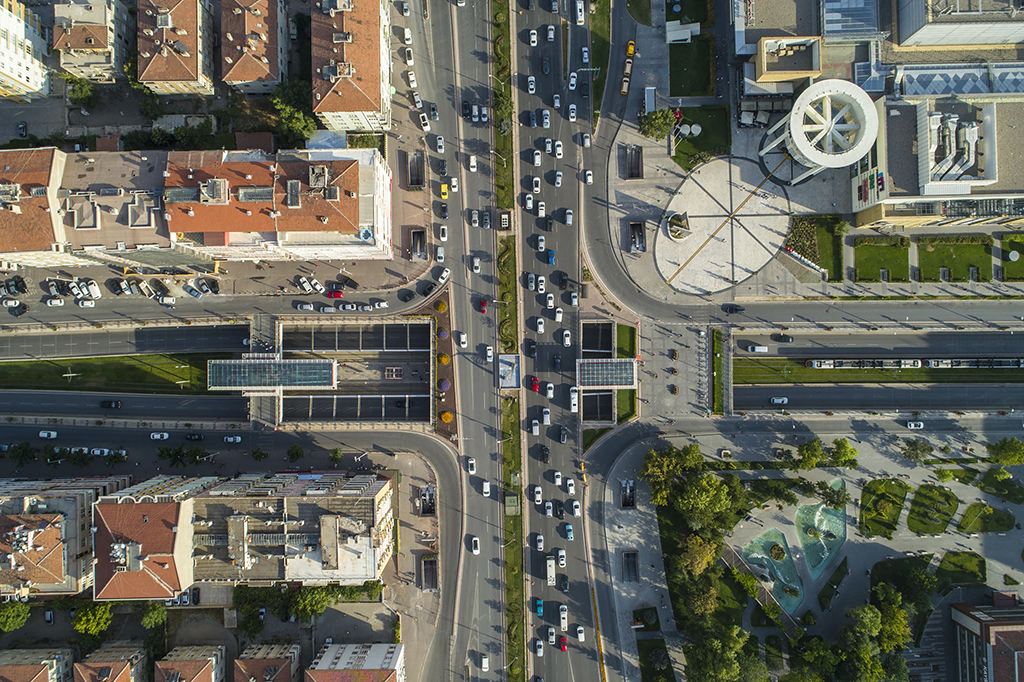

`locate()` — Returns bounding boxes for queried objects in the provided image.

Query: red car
[559,636,567,652]
[531,376,540,392]
[327,290,344,299]
[479,299,487,313]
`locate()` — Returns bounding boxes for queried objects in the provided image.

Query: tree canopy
[987,437,1024,466]
[674,473,732,530]
[685,625,748,682]
[0,601,30,632]
[73,603,113,636]
[638,109,677,141]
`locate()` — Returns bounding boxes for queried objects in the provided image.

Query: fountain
[740,528,804,614]
[794,479,848,580]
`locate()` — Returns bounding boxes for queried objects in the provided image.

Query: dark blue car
[545,249,555,265]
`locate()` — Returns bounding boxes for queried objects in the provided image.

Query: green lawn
[906,484,959,534]
[787,215,845,281]
[617,389,637,423]
[854,243,910,282]
[733,357,1024,385]
[582,427,611,452]
[817,220,845,282]
[977,468,1024,504]
[765,634,784,671]
[671,105,730,171]
[1001,234,1024,281]
[937,551,986,588]
[918,243,993,282]
[638,638,677,682]
[871,554,933,590]
[712,330,723,414]
[590,0,611,119]
[666,0,708,23]
[617,324,637,358]
[957,503,1015,533]
[499,396,524,682]
[938,468,978,484]
[496,236,519,353]
[817,556,849,610]
[0,353,228,394]
[669,38,713,97]
[627,0,652,24]
[860,479,911,539]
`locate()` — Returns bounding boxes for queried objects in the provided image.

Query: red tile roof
[92,501,183,600]
[274,158,359,233]
[0,664,51,682]
[311,0,382,114]
[138,0,204,83]
[52,23,108,51]
[233,659,290,682]
[993,630,1024,682]
[155,660,213,682]
[304,672,395,682]
[0,514,67,588]
[74,662,132,682]
[163,151,277,233]
[0,148,58,254]
[221,0,280,84]
[95,134,123,152]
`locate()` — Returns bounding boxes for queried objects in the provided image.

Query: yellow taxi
[626,40,635,57]
[441,183,449,200]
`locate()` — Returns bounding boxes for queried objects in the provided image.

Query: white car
[68,281,83,298]
[557,548,566,568]
[555,140,563,158]
[554,471,562,486]
[39,431,57,439]
[563,330,571,347]
[547,24,555,41]
[438,268,452,285]
[565,209,574,226]
[555,307,563,322]
[528,76,536,95]
[408,70,418,88]
[546,382,555,399]
[553,94,561,109]
[570,292,579,307]
[569,72,577,90]
[91,448,109,457]
[538,201,546,218]
[537,276,546,293]
[374,300,389,309]
[571,499,581,517]
[450,177,459,192]
[77,298,95,308]
[582,133,591,147]
[472,256,481,274]
[567,479,576,496]
[458,331,468,348]
[310,278,326,294]
[537,235,546,251]
[536,534,544,551]
[545,138,553,153]
[535,639,544,657]
[486,345,494,362]
[436,135,445,153]
[533,150,542,167]
[439,224,448,241]
[469,155,478,172]
[584,170,593,185]
[224,436,242,443]
[529,29,538,46]
[560,605,569,631]
[299,276,313,293]
[548,626,556,645]
[468,457,477,474]
[532,176,541,194]
[545,501,553,517]
[907,421,924,430]
[555,171,563,187]
[534,485,543,505]
[471,535,480,555]
[86,280,101,298]
[404,47,414,65]
[150,432,169,440]
[568,104,577,122]
[536,318,545,334]
[1,298,19,308]
[582,47,589,63]
[577,625,585,642]
[419,112,430,131]
[525,193,534,211]
[546,293,554,309]
[46,298,64,307]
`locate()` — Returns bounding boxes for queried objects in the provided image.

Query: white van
[482,481,491,497]
[403,27,412,45]
[575,0,585,24]
[748,345,769,353]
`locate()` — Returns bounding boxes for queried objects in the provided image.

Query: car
[559,604,568,630]
[435,135,445,153]
[542,56,551,74]
[545,138,553,154]
[458,331,468,349]
[569,386,578,412]
[626,39,636,56]
[529,29,538,45]
[564,208,574,226]
[528,272,536,290]
[486,345,494,362]
[404,46,414,65]
[412,90,423,108]
[548,626,557,645]
[39,431,57,439]
[569,72,577,90]
[545,501,553,517]
[571,499,581,517]
[554,140,563,158]
[472,256,481,274]
[151,432,169,440]
[224,436,242,443]
[441,183,449,200]
[559,636,568,652]
[339,302,357,310]
[100,400,121,409]
[570,291,579,307]
[480,654,489,672]
[545,292,554,308]
[472,104,480,122]
[439,224,449,241]
[46,279,60,296]
[194,278,212,295]
[538,201,546,218]
[542,109,551,128]
[538,275,546,293]
[554,353,561,370]
[562,330,571,347]
[582,46,589,63]
[557,547,566,568]
[310,278,326,294]
[469,209,480,228]
[531,376,540,392]
[554,470,562,486]
[192,587,200,605]
[3,279,16,296]
[298,276,314,293]
[546,381,555,399]
[450,177,459,192]
[536,318,545,333]
[469,154,478,172]
[525,193,534,211]
[535,639,544,657]
[11,276,25,294]
[419,112,430,131]
[539,444,550,463]
[553,93,561,109]
[468,457,477,474]
[478,298,487,313]
[555,307,563,322]
[440,202,448,218]
[565,524,574,541]
[408,70,417,87]
[77,298,95,308]
[159,296,176,305]
[401,0,410,15]
[533,149,542,167]
[533,485,543,505]
[186,433,204,441]
[584,170,593,185]
[1,297,20,308]
[568,104,577,122]
[907,421,924,430]
[44,609,54,625]
[577,625,585,642]
[483,210,491,229]
[180,592,190,606]
[583,133,592,147]
[537,235,546,251]
[357,304,373,312]
[327,290,344,299]
[532,176,541,194]
[17,121,27,137]
[471,535,480,555]
[296,302,314,311]
[536,534,544,551]
[258,607,266,622]
[724,305,745,314]
[560,426,568,443]
[566,479,576,496]
[421,283,437,297]
[529,110,538,127]
[774,334,795,343]
[67,280,83,298]
[555,171,563,187]
[770,397,789,405]
[462,100,471,118]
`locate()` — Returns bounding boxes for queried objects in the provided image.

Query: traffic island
[499,394,524,682]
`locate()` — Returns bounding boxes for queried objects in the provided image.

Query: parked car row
[295,300,389,313]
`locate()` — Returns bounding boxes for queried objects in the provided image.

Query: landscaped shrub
[917,234,993,246]
[440,411,453,424]
[770,544,786,561]
[853,236,909,247]
[788,217,821,263]
[438,353,450,365]
[435,300,448,313]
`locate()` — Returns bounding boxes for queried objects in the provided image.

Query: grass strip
[937,468,978,484]
[1002,234,1024,281]
[854,243,910,282]
[500,395,524,682]
[977,468,1024,504]
[496,236,519,353]
[937,551,986,588]
[859,479,910,539]
[626,0,652,24]
[712,330,723,414]
[906,484,959,534]
[582,427,611,452]
[0,353,228,394]
[733,357,1024,384]
[492,0,514,210]
[617,389,636,423]
[918,242,993,282]
[617,324,637,358]
[590,0,611,120]
[816,556,849,610]
[957,503,1015,533]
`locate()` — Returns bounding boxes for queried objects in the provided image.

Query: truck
[546,555,556,585]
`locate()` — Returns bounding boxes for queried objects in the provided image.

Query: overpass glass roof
[208,359,336,390]
[577,358,637,388]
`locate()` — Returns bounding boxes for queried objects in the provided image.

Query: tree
[881,653,910,682]
[992,467,1012,482]
[287,444,305,462]
[157,444,186,467]
[873,583,912,653]
[738,651,771,682]
[831,438,859,467]
[271,80,317,145]
[68,447,91,468]
[684,625,748,682]
[173,120,215,149]
[251,448,269,462]
[678,534,719,576]
[901,438,933,464]
[733,569,759,599]
[73,603,113,636]
[640,446,687,506]
[797,439,826,469]
[141,602,166,630]
[935,469,954,483]
[674,473,732,530]
[329,448,346,464]
[0,601,30,632]
[845,604,882,638]
[60,73,99,109]
[796,637,839,679]
[139,94,163,120]
[684,579,719,615]
[290,586,340,621]
[815,481,852,509]
[987,437,1024,466]
[638,109,677,141]
[780,671,826,682]
[9,442,37,467]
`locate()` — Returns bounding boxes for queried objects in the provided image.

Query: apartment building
[0,475,130,598]
[311,0,391,132]
[136,0,215,95]
[306,644,405,682]
[52,0,132,84]
[156,647,225,682]
[0,0,48,100]
[221,0,287,94]
[0,649,74,682]
[951,594,1024,682]
[234,644,300,682]
[73,642,147,682]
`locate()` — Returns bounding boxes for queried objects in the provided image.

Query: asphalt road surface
[0,390,248,420]
[734,383,1024,411]
[733,331,1024,358]
[0,325,249,360]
